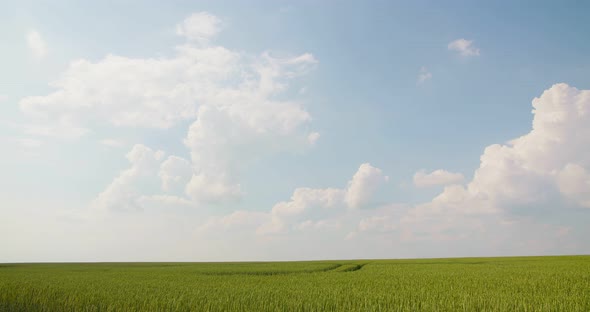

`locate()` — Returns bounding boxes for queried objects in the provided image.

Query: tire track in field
[343,263,367,272]
[201,263,344,276]
[331,263,368,273]
[196,263,373,276]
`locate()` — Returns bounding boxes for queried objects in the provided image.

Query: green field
[1,256,589,311]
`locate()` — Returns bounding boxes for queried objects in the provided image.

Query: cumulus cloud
[417,66,432,84]
[26,30,47,60]
[176,12,222,44]
[185,173,243,203]
[12,13,590,261]
[466,83,590,210]
[20,12,319,204]
[181,52,317,202]
[448,38,480,56]
[345,163,389,209]
[557,164,590,208]
[92,145,199,212]
[11,80,590,260]
[396,83,590,245]
[19,46,238,131]
[159,156,192,194]
[195,163,388,237]
[256,163,388,235]
[92,144,166,211]
[295,219,341,232]
[413,169,464,188]
[344,83,590,256]
[137,195,194,209]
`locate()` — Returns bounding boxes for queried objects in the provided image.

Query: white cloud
[185,173,243,203]
[12,12,590,262]
[257,163,388,235]
[19,12,319,204]
[159,156,192,194]
[137,195,194,209]
[417,66,432,84]
[92,144,166,211]
[295,219,341,231]
[465,83,590,210]
[448,38,480,56]
[557,164,590,208]
[345,163,389,209]
[92,145,199,213]
[176,12,222,44]
[343,83,590,253]
[413,169,464,188]
[20,46,238,132]
[307,132,320,145]
[398,83,590,244]
[27,30,47,60]
[182,52,317,202]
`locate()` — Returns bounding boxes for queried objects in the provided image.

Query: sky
[1,0,590,262]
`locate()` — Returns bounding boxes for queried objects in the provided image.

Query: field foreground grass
[1,256,589,311]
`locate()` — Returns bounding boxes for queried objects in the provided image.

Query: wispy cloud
[27,30,47,60]
[417,66,432,84]
[175,12,222,45]
[448,38,480,57]
[413,169,464,187]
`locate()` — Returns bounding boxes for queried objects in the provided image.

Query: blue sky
[1,0,590,261]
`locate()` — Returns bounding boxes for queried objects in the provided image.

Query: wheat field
[1,256,589,311]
